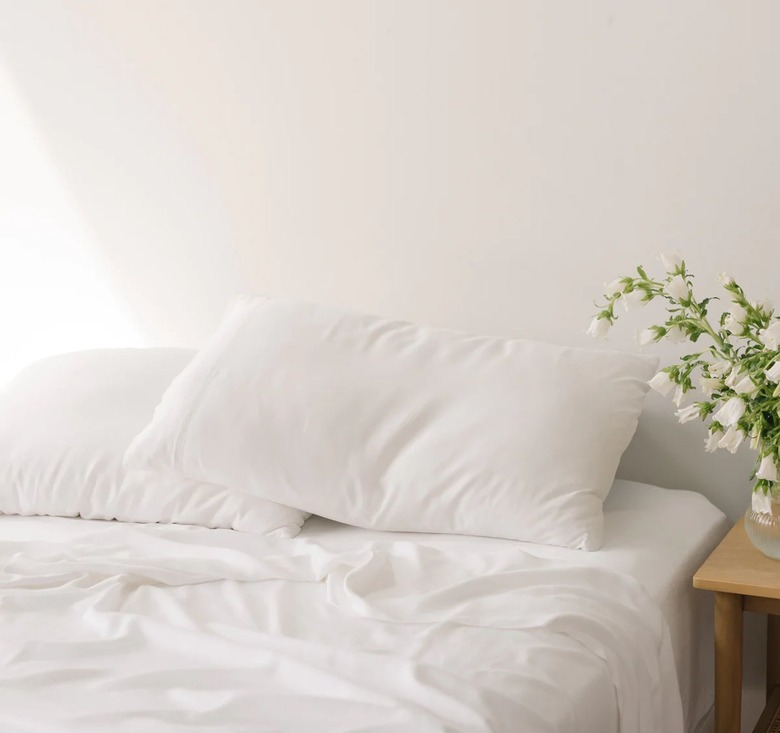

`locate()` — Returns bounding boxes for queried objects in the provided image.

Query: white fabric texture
[300,480,728,733]
[126,296,658,549]
[0,349,306,536]
[0,480,720,733]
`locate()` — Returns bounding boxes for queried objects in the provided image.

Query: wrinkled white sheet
[0,517,683,733]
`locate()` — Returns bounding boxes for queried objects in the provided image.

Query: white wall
[0,63,143,383]
[1,3,778,724]
[3,0,777,518]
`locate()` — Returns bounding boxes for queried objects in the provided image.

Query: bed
[0,478,728,733]
[0,303,731,733]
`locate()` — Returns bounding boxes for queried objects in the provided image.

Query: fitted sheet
[0,479,728,733]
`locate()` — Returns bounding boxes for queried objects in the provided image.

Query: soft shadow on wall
[0,2,247,352]
[0,63,144,384]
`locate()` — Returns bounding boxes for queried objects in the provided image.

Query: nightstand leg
[768,614,780,698]
[714,592,743,733]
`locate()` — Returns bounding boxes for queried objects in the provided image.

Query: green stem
[687,299,731,357]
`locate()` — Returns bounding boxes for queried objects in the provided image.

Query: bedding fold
[0,522,682,733]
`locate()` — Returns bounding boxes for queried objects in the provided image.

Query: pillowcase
[125,297,657,549]
[0,348,306,536]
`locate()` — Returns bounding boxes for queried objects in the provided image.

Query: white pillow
[126,297,657,549]
[0,348,306,536]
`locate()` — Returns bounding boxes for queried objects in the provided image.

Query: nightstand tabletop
[694,518,780,599]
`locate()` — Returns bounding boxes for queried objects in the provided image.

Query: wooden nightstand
[694,519,780,733]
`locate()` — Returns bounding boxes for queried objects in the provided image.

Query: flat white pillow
[126,297,657,549]
[0,348,306,536]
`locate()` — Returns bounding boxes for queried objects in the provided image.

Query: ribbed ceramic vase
[744,491,780,559]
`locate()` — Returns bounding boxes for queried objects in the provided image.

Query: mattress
[0,479,728,733]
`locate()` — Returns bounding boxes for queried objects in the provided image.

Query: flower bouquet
[587,252,780,556]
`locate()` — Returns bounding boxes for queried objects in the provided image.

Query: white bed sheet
[0,479,727,733]
[296,480,729,732]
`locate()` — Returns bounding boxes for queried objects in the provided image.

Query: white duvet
[0,519,683,733]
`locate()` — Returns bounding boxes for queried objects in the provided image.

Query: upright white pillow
[126,297,657,549]
[0,348,306,536]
